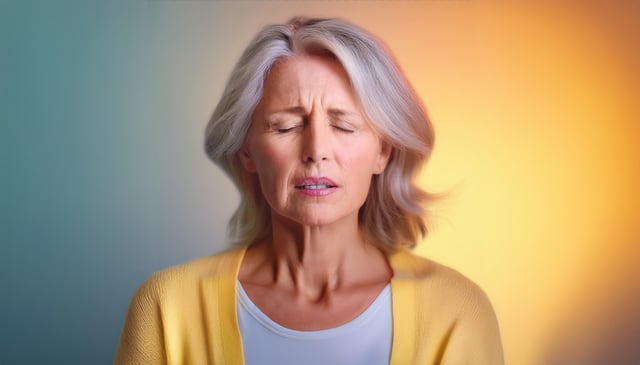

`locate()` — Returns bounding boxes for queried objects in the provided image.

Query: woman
[115,17,503,365]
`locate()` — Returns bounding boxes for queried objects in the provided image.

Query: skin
[238,55,393,331]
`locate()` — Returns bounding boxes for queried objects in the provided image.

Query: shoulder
[116,247,246,364]
[389,250,504,363]
[133,246,246,302]
[389,249,496,317]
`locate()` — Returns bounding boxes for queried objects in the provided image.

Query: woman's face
[240,55,391,227]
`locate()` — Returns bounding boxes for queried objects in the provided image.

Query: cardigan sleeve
[440,287,504,365]
[114,274,167,365]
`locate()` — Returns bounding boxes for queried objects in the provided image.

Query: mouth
[294,177,338,193]
[295,183,337,190]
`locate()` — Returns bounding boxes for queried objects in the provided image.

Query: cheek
[251,144,292,190]
[342,154,378,192]
[345,140,384,172]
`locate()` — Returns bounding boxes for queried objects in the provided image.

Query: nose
[301,118,330,164]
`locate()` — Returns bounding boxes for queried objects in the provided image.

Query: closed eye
[269,119,303,134]
[333,125,355,133]
[275,125,302,133]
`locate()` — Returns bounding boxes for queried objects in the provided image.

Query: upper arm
[441,288,504,365]
[114,274,167,365]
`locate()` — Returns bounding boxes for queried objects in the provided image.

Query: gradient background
[2,1,638,364]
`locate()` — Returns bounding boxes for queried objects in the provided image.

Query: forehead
[260,55,357,106]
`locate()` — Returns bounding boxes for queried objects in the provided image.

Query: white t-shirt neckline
[236,281,391,340]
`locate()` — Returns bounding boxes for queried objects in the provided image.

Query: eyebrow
[266,106,306,117]
[327,109,359,119]
[266,107,358,118]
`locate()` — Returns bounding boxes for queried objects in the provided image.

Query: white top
[237,282,393,365]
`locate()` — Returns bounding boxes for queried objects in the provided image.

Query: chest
[237,283,393,365]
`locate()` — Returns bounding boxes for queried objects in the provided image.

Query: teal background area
[1,2,254,363]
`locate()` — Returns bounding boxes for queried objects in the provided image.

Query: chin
[294,211,357,228]
[289,215,334,227]
[274,208,347,228]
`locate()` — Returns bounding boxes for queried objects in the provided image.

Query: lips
[295,177,338,196]
[298,184,331,190]
[294,177,338,190]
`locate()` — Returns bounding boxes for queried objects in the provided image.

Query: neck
[255,212,389,302]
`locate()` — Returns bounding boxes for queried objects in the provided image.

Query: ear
[373,140,392,175]
[238,146,257,173]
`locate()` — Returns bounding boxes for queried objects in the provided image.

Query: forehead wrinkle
[261,55,362,121]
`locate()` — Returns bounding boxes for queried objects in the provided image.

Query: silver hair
[205,17,436,252]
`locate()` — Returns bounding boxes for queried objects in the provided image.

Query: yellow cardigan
[115,247,504,365]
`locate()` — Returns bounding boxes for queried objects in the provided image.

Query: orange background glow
[240,2,640,363]
[405,2,640,364]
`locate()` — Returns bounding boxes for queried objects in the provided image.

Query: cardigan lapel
[201,246,247,365]
[389,250,418,365]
